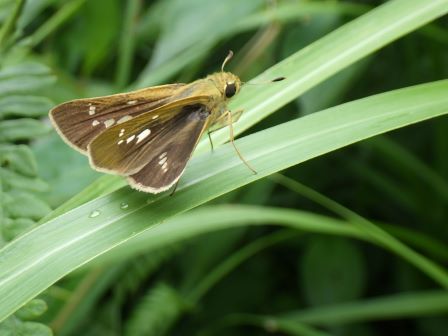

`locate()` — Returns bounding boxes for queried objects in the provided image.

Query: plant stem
[0,0,25,52]
[116,0,141,88]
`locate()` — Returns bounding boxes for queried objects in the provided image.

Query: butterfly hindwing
[49,83,185,153]
[127,104,211,193]
[88,96,211,176]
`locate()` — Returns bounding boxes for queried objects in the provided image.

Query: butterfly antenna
[221,50,234,72]
[243,76,286,85]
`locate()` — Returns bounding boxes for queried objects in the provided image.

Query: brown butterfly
[50,51,283,193]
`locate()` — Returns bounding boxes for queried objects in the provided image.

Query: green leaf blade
[1,79,448,321]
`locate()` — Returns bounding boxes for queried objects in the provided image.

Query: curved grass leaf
[233,2,369,33]
[96,202,448,268]
[69,0,448,201]
[186,230,300,304]
[205,0,448,149]
[205,313,331,336]
[281,290,448,325]
[1,79,448,320]
[217,290,448,333]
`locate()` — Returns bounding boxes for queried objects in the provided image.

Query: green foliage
[0,317,52,336]
[0,299,51,336]
[0,58,54,244]
[0,61,54,245]
[301,237,366,306]
[124,283,185,336]
[0,2,55,334]
[0,0,448,335]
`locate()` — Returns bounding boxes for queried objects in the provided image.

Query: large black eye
[225,82,236,98]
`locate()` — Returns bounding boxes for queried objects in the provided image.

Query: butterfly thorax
[166,72,241,124]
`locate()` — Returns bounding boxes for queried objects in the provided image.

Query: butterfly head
[223,72,241,99]
[215,50,241,100]
[209,71,241,100]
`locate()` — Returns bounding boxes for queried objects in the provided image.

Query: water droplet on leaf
[89,210,101,218]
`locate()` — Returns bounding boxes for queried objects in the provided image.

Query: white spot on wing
[158,157,167,165]
[88,105,96,115]
[117,115,132,124]
[119,129,125,137]
[104,118,115,128]
[126,135,135,143]
[118,139,124,145]
[152,115,159,119]
[136,129,151,144]
[162,162,168,170]
[159,152,167,159]
[127,100,138,105]
[92,120,100,126]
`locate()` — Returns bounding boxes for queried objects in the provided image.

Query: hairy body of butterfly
[50,71,244,193]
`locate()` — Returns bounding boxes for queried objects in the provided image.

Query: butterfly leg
[169,181,180,196]
[208,109,243,133]
[225,110,257,174]
[207,131,214,152]
[207,109,242,154]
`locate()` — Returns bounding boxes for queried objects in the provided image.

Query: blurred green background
[1,0,448,335]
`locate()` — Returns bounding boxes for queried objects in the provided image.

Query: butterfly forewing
[50,84,185,153]
[128,104,211,193]
[88,96,211,176]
